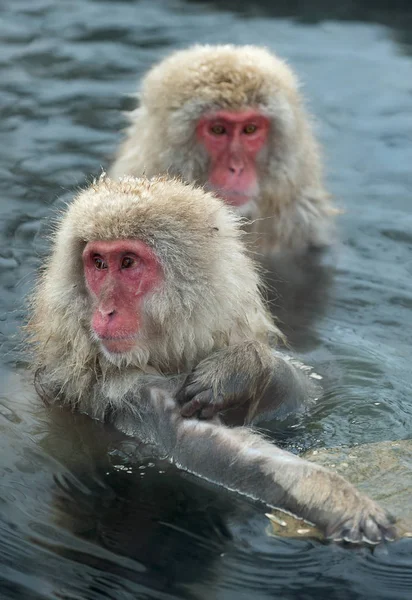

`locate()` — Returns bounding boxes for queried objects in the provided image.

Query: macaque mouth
[207,184,256,207]
[98,335,138,354]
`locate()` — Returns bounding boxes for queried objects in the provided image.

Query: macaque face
[196,109,270,207]
[83,239,160,355]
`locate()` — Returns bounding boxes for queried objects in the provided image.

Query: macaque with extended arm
[28,175,394,542]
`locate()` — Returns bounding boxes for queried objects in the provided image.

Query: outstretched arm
[112,387,395,544]
[176,341,318,425]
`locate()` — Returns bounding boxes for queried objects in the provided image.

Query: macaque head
[30,175,275,379]
[114,45,313,218]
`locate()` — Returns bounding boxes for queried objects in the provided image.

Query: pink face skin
[83,240,160,355]
[196,109,270,207]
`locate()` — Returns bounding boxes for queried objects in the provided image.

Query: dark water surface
[1,0,412,598]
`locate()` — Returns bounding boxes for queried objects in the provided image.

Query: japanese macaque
[28,175,395,543]
[110,45,336,254]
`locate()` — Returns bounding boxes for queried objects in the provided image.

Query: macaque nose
[229,163,244,175]
[92,304,118,339]
[99,306,116,319]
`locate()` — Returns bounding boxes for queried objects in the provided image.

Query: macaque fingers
[177,343,271,419]
[180,390,214,418]
[178,376,251,419]
[325,508,396,544]
[176,376,205,403]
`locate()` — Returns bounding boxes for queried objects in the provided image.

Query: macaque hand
[176,344,270,419]
[325,494,397,544]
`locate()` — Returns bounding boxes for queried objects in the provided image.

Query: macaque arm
[113,388,395,544]
[176,341,316,424]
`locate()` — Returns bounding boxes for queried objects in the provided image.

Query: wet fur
[27,175,395,542]
[114,387,396,543]
[28,174,279,413]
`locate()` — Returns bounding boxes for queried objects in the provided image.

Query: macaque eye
[94,256,107,270]
[210,124,226,135]
[121,256,137,269]
[243,124,257,134]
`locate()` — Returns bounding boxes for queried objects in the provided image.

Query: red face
[196,109,270,207]
[83,239,160,355]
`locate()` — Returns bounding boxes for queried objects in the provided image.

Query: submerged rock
[267,439,412,540]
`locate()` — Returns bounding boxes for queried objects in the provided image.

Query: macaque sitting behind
[110,45,337,254]
[28,175,394,543]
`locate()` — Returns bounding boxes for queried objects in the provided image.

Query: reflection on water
[1,0,412,598]
[261,248,335,351]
